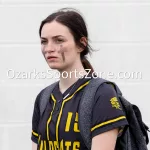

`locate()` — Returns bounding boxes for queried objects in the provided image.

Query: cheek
[41,45,45,54]
[63,42,76,54]
[58,44,70,57]
[62,47,75,59]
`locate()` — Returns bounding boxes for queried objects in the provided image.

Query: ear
[77,37,87,52]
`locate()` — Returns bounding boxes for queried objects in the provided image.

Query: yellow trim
[46,94,56,141]
[32,130,38,137]
[38,135,41,144]
[118,128,124,134]
[56,80,90,143]
[91,116,126,132]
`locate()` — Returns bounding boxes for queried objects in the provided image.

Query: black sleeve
[91,83,128,138]
[31,91,42,144]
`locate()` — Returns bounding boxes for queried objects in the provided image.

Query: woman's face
[40,21,81,72]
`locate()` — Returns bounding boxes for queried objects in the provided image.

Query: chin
[48,64,63,70]
[48,65,59,70]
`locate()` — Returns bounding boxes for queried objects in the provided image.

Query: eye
[55,38,64,43]
[41,40,47,45]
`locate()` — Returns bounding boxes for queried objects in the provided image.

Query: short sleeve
[31,91,42,144]
[91,83,128,138]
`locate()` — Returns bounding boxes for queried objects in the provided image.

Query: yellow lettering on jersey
[110,97,121,110]
[44,140,46,150]
[40,140,43,150]
[59,139,64,150]
[74,113,80,132]
[73,141,80,150]
[49,141,54,150]
[65,112,73,132]
[54,141,59,150]
[75,113,78,122]
[65,141,71,150]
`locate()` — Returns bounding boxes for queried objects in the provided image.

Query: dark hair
[39,8,95,73]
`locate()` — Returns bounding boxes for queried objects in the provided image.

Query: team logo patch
[110,97,121,110]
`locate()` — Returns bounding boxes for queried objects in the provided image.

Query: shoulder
[33,89,45,109]
[34,81,59,105]
[94,81,117,102]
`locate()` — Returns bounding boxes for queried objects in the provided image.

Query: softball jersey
[31,73,128,150]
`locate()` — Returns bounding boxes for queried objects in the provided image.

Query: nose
[43,42,56,54]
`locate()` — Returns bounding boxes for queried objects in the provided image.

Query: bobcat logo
[110,97,121,110]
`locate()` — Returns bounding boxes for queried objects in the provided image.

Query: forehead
[41,21,72,38]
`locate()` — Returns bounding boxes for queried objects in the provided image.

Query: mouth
[46,56,58,60]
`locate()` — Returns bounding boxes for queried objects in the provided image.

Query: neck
[58,62,88,94]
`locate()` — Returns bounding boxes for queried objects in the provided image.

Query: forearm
[32,142,37,150]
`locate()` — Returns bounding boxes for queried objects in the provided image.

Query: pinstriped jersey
[31,74,128,150]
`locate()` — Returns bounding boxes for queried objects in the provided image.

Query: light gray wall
[0,0,150,149]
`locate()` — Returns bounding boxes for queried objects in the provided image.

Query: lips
[47,56,57,60]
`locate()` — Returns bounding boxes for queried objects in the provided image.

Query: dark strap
[78,77,122,149]
[39,81,59,117]
[78,78,108,149]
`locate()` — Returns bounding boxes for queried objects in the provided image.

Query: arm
[32,142,37,150]
[91,128,119,150]
[31,92,42,149]
[91,83,128,150]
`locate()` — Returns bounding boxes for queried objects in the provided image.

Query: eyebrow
[41,35,65,40]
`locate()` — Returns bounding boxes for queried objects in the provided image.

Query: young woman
[31,8,128,150]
